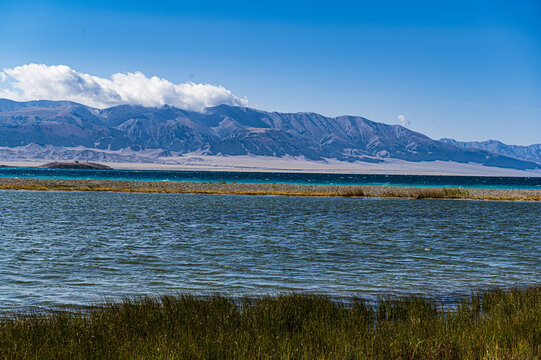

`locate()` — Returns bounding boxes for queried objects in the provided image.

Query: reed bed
[0,286,539,359]
[2,179,540,201]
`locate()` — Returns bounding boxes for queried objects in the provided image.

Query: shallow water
[1,168,541,188]
[0,191,539,308]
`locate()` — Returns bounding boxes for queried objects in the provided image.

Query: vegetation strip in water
[0,286,539,359]
[0,178,540,201]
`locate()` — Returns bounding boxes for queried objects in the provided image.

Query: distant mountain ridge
[439,138,541,165]
[0,98,539,170]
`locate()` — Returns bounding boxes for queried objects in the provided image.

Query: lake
[1,167,541,188]
[0,191,539,308]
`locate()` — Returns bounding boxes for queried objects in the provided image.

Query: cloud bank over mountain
[0,64,248,112]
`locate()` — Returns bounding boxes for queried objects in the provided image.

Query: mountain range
[439,138,541,165]
[0,98,539,170]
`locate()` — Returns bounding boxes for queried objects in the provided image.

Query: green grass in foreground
[0,287,539,359]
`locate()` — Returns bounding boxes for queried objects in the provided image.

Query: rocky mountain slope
[440,138,541,165]
[0,98,539,170]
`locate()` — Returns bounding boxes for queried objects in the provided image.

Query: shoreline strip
[1,178,540,201]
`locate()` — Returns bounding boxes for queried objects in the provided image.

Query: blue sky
[1,0,540,144]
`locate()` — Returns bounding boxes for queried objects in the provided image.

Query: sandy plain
[1,154,541,176]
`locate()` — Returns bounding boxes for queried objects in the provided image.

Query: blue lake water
[0,191,539,308]
[1,167,541,188]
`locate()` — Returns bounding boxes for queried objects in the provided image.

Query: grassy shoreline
[1,286,539,359]
[1,178,540,201]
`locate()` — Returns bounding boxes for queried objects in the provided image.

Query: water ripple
[0,191,539,308]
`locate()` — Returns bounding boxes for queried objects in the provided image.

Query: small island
[36,161,113,170]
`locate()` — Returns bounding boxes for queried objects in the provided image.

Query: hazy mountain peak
[439,138,541,165]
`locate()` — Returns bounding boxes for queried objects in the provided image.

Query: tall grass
[340,186,365,197]
[0,286,539,359]
[380,187,471,199]
[411,188,471,199]
[2,183,540,201]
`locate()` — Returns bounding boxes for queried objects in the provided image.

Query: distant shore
[36,161,113,170]
[0,161,112,170]
[1,157,541,176]
[0,178,539,201]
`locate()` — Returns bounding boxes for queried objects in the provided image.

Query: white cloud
[397,114,410,127]
[0,63,248,112]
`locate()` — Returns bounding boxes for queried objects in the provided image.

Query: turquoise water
[1,168,541,188]
[0,191,539,308]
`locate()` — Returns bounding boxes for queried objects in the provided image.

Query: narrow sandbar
[0,178,539,201]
